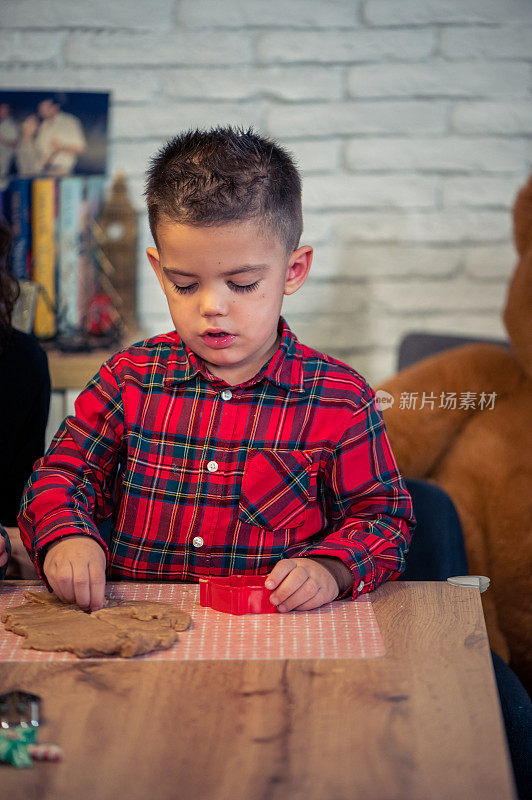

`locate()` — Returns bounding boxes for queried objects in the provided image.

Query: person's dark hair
[144,125,303,254]
[43,92,67,108]
[0,220,19,352]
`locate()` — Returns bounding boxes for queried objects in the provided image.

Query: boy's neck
[201,333,282,387]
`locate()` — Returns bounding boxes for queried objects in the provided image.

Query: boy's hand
[43,536,107,612]
[265,558,339,612]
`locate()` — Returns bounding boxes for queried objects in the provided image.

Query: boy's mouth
[201,330,236,349]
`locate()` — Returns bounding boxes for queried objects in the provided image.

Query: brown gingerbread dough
[1,590,191,658]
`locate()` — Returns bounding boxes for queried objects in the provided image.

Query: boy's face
[147,219,312,385]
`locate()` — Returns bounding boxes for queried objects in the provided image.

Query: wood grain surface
[46,349,115,391]
[0,581,517,800]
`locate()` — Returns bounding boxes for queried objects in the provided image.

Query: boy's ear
[146,247,166,294]
[284,246,313,296]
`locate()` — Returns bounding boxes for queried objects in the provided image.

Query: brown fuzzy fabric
[376,173,532,693]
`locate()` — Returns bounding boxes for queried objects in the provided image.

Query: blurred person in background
[0,103,18,186]
[0,219,49,578]
[15,94,86,178]
[36,95,86,176]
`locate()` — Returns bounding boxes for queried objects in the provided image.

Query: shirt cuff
[305,555,355,598]
[285,539,377,600]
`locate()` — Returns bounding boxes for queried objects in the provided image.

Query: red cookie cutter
[199,575,279,615]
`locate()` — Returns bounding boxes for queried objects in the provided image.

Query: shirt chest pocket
[238,449,314,531]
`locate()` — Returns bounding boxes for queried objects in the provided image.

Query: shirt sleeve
[286,383,416,600]
[17,359,123,586]
[65,115,87,150]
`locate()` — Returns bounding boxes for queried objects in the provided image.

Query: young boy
[18,126,415,613]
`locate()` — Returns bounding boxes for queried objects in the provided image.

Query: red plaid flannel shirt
[19,316,415,600]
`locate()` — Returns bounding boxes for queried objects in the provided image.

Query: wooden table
[0,581,516,800]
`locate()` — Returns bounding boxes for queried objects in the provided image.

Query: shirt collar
[163,316,305,393]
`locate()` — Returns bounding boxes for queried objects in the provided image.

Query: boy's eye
[171,284,196,294]
[229,281,260,293]
[171,281,260,295]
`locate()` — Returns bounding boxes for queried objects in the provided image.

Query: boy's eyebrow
[162,264,270,278]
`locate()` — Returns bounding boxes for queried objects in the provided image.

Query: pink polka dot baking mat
[0,582,385,661]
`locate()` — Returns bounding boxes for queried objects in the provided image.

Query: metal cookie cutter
[0,690,40,731]
[0,691,62,766]
[199,575,279,615]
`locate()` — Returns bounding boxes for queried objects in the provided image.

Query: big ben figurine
[94,172,142,343]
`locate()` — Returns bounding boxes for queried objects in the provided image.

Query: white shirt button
[192,536,204,548]
[357,580,365,592]
[221,389,232,400]
[207,460,218,472]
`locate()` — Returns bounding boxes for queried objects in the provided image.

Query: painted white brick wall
[1,0,531,387]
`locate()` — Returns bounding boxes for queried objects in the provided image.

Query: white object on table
[447,575,491,593]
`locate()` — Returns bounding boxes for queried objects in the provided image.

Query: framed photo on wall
[0,90,109,186]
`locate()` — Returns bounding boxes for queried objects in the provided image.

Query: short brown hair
[144,125,303,253]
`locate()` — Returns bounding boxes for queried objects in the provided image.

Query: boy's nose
[199,290,227,317]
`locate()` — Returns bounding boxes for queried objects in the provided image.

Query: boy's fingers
[269,565,311,606]
[43,538,107,610]
[0,551,8,566]
[288,587,326,612]
[88,561,106,611]
[265,558,298,590]
[52,564,75,604]
[272,574,318,610]
[72,563,91,611]
[47,571,67,604]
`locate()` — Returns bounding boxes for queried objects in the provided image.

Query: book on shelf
[5,178,32,280]
[57,176,84,337]
[31,177,57,339]
[78,175,106,330]
[0,185,8,219]
[5,173,124,347]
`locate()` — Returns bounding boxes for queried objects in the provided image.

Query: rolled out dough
[1,590,192,658]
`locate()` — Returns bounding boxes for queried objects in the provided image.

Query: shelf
[47,348,115,390]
